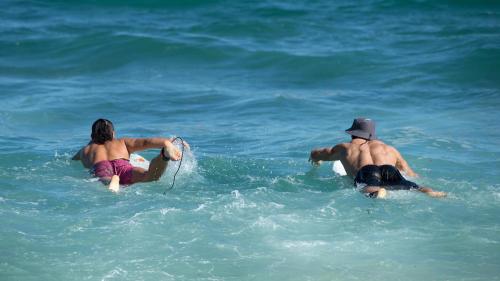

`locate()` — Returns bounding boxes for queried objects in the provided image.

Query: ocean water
[1,0,499,280]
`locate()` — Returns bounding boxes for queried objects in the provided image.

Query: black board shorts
[354,165,419,190]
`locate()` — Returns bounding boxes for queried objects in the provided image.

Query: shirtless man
[72,118,188,192]
[309,118,446,198]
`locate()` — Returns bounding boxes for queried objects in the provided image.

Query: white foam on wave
[160,207,181,215]
[163,147,199,187]
[319,199,338,216]
[268,202,285,209]
[226,190,257,210]
[281,240,329,250]
[102,267,128,280]
[192,203,206,212]
[251,216,282,231]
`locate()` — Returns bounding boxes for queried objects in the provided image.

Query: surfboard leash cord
[163,136,185,195]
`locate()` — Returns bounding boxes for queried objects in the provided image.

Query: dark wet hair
[91,119,114,144]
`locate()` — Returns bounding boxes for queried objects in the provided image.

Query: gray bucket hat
[345,118,377,140]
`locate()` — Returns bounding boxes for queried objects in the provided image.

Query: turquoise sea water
[1,0,500,280]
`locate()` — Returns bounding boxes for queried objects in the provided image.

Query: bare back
[311,138,415,177]
[342,140,399,175]
[78,139,130,168]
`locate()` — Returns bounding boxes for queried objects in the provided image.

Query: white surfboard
[130,153,150,170]
[333,160,347,176]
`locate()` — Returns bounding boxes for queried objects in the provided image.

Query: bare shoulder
[334,142,350,151]
[383,143,402,157]
[337,142,351,148]
[113,138,129,149]
[369,139,386,145]
[114,138,130,146]
[369,140,391,149]
[331,143,350,157]
[83,143,96,153]
[368,140,399,156]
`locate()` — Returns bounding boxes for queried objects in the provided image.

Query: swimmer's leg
[362,186,387,199]
[130,142,181,183]
[108,175,120,192]
[418,186,447,198]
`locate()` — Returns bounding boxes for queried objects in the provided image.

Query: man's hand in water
[308,157,322,167]
[308,149,323,166]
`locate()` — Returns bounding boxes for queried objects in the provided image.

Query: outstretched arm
[309,144,342,166]
[393,147,417,177]
[123,137,176,154]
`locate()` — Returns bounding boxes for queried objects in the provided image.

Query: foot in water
[163,141,182,161]
[376,188,387,199]
[419,187,447,198]
[426,191,447,198]
[109,175,120,192]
